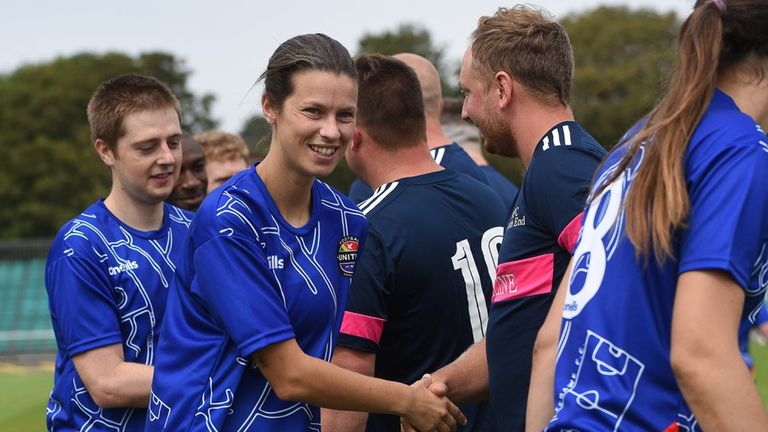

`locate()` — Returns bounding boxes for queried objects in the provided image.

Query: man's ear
[94,139,115,167]
[494,71,514,109]
[350,128,363,151]
[262,94,277,124]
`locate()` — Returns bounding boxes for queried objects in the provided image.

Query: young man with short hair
[196,130,250,192]
[45,74,192,431]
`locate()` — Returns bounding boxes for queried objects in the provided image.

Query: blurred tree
[0,52,217,238]
[563,6,679,148]
[357,23,460,97]
[239,114,271,160]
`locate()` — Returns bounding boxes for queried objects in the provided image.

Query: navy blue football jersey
[45,200,192,431]
[146,166,367,431]
[480,165,519,210]
[339,169,506,431]
[550,91,768,431]
[486,121,606,431]
[347,142,490,203]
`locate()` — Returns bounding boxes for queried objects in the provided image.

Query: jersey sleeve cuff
[238,326,296,358]
[337,333,378,353]
[68,333,125,357]
[678,257,749,289]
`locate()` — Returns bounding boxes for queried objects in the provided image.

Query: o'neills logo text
[507,207,526,229]
[267,255,284,270]
[109,260,139,276]
[493,273,518,299]
[337,236,360,277]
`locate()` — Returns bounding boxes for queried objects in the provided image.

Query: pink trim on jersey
[558,212,584,254]
[492,254,554,303]
[340,311,386,344]
[663,422,679,432]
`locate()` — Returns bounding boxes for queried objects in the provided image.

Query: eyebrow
[131,133,183,147]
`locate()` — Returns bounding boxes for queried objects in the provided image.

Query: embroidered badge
[337,236,360,277]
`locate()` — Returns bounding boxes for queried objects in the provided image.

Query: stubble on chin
[481,118,517,158]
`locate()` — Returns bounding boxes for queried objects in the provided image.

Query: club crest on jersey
[506,207,526,229]
[337,236,360,277]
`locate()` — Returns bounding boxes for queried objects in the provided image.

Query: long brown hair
[595,0,768,264]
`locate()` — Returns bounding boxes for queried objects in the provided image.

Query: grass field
[3,344,768,430]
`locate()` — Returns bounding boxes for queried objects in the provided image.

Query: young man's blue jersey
[146,166,367,431]
[480,165,519,210]
[338,169,506,431]
[45,200,192,431]
[348,142,490,203]
[550,90,768,431]
[486,121,605,431]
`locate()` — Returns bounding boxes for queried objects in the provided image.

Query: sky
[2,1,692,133]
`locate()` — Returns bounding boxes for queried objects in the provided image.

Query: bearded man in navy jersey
[414,6,607,432]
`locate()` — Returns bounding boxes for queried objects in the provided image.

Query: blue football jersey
[45,200,192,431]
[486,121,606,431]
[347,142,490,203]
[338,169,506,431]
[549,90,768,431]
[146,166,367,431]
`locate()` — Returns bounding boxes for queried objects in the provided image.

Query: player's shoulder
[685,95,768,179]
[695,97,767,155]
[315,179,367,231]
[163,203,194,231]
[191,170,269,242]
[356,180,405,220]
[535,121,607,161]
[450,170,506,204]
[315,179,363,213]
[48,200,115,262]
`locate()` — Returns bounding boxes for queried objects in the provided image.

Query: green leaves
[564,7,680,149]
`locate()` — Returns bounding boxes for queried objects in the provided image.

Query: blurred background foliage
[0,6,679,238]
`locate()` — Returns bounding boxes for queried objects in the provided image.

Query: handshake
[400,374,467,432]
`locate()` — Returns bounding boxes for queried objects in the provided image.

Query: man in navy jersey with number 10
[323,54,506,432]
[417,6,606,432]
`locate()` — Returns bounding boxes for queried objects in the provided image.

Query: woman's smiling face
[264,70,358,179]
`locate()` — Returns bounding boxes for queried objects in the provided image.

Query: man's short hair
[87,73,181,152]
[195,130,250,163]
[355,54,426,150]
[472,5,574,106]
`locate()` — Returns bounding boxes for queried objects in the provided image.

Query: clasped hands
[400,374,465,432]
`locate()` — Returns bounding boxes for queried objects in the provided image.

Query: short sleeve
[46,256,123,356]
[679,137,768,289]
[192,234,295,358]
[525,147,602,251]
[338,231,393,352]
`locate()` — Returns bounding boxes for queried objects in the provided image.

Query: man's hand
[400,374,461,432]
